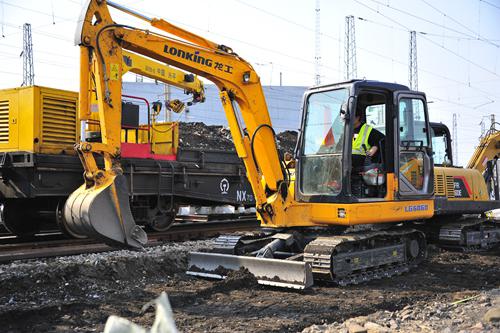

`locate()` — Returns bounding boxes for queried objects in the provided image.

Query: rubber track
[303,229,426,286]
[438,219,500,252]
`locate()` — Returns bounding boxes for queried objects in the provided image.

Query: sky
[0,0,499,164]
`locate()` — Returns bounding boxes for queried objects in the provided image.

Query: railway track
[0,217,258,263]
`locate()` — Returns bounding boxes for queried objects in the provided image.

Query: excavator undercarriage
[419,217,500,252]
[188,217,500,288]
[187,226,428,289]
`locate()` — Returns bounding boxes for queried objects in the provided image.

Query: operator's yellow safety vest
[352,123,373,155]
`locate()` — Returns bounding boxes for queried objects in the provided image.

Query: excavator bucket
[187,252,314,289]
[64,174,147,249]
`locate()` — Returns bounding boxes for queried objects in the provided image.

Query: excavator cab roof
[309,79,411,94]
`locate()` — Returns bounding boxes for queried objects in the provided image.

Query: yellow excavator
[68,0,500,287]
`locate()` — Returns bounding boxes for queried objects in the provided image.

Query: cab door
[394,92,434,199]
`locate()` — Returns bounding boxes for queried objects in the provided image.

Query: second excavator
[69,0,500,288]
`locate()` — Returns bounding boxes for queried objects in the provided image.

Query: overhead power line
[231,0,500,101]
[420,0,499,48]
[2,1,76,22]
[366,0,499,48]
[479,0,500,11]
[355,0,500,78]
[0,21,73,42]
[109,0,499,103]
[357,16,500,42]
[234,0,316,33]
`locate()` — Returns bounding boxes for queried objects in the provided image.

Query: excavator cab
[296,80,434,202]
[430,122,453,166]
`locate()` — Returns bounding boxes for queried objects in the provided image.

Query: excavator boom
[67,0,285,249]
[466,123,500,200]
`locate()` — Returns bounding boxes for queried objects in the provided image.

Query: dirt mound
[276,130,298,154]
[179,122,234,151]
[179,122,298,154]
[221,267,258,289]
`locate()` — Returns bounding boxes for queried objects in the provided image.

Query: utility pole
[21,23,34,86]
[344,15,357,80]
[480,118,486,139]
[409,31,418,90]
[452,113,458,165]
[479,114,496,138]
[314,0,321,85]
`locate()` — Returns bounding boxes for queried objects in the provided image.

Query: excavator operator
[350,105,385,198]
[351,106,385,169]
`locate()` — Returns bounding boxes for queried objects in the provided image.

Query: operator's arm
[367,129,385,158]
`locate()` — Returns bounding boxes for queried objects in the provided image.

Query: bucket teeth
[64,174,147,249]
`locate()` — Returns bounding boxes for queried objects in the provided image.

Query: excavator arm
[121,50,205,107]
[64,0,287,247]
[467,124,500,173]
[467,124,500,199]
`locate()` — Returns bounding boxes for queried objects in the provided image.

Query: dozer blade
[187,252,314,289]
[64,174,147,249]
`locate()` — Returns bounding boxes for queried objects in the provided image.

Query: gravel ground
[0,241,498,333]
[302,288,500,333]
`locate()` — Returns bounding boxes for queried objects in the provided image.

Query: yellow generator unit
[0,86,79,155]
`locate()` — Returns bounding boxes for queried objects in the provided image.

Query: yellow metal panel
[309,200,434,226]
[39,87,78,154]
[436,166,490,201]
[0,87,21,151]
[137,125,150,143]
[434,169,446,196]
[17,86,37,153]
[260,199,435,228]
[121,129,138,143]
[151,121,178,155]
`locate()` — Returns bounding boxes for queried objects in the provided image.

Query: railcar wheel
[1,200,41,238]
[148,212,175,232]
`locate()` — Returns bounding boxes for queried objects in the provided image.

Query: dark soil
[179,122,298,154]
[0,244,498,332]
[179,122,235,151]
[276,130,298,154]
